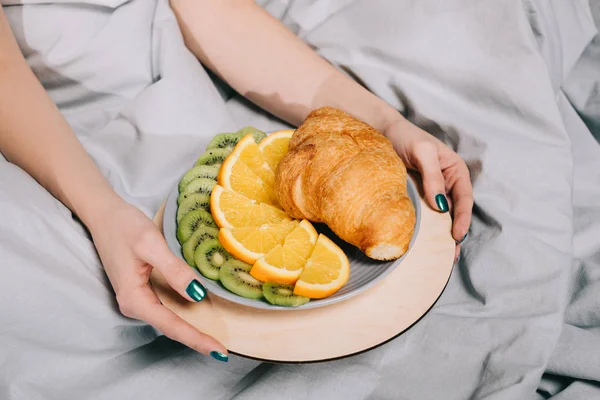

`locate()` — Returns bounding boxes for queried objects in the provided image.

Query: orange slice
[233,135,275,185]
[218,220,299,264]
[218,148,276,206]
[250,219,318,284]
[210,185,289,229]
[293,234,350,299]
[258,129,294,171]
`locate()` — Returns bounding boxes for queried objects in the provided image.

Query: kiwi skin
[195,239,231,280]
[181,225,219,267]
[194,148,231,167]
[178,165,220,193]
[219,260,264,299]
[177,209,217,244]
[262,282,310,307]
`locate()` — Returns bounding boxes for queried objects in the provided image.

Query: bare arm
[172,0,473,244]
[0,8,227,360]
[0,8,121,227]
[171,0,401,132]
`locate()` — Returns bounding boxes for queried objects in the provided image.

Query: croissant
[274,107,416,261]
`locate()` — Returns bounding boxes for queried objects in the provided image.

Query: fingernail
[435,194,449,212]
[456,233,468,244]
[210,351,228,362]
[186,280,207,302]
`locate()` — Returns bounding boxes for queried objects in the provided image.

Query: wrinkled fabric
[0,1,598,399]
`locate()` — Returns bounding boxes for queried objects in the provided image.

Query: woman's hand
[0,8,227,361]
[384,118,473,260]
[87,200,229,362]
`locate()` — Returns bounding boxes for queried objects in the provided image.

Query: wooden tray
[150,176,454,363]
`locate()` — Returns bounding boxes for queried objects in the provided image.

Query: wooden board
[150,178,454,363]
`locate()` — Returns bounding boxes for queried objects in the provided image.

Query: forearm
[0,10,121,228]
[171,0,403,132]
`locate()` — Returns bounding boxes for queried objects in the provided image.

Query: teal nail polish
[210,351,228,362]
[435,194,449,212]
[456,233,468,244]
[186,280,206,302]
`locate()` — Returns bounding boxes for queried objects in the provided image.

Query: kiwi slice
[195,239,232,280]
[178,178,216,205]
[178,165,220,193]
[181,225,219,267]
[219,259,264,299]
[177,209,217,244]
[236,126,267,143]
[262,282,310,307]
[207,132,243,150]
[194,148,231,167]
[176,193,211,223]
[177,192,192,206]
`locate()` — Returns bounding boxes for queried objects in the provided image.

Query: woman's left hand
[384,118,473,262]
[87,199,229,360]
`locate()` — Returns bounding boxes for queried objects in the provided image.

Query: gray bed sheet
[0,1,598,399]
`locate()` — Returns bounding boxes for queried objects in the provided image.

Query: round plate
[150,173,454,363]
[163,176,421,310]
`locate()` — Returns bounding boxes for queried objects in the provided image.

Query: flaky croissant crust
[275,107,416,260]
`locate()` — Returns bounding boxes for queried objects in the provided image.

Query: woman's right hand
[87,199,229,362]
[384,118,473,261]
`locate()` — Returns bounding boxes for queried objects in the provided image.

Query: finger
[413,141,449,213]
[450,167,473,241]
[454,244,460,264]
[119,287,228,361]
[145,302,228,360]
[135,231,207,303]
[445,194,454,215]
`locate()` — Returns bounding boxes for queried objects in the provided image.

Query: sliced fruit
[217,148,276,206]
[293,234,350,299]
[195,239,232,280]
[250,219,318,284]
[194,148,231,167]
[218,220,298,264]
[179,177,216,197]
[262,282,310,307]
[181,225,219,267]
[177,193,210,223]
[258,129,294,171]
[236,126,267,144]
[178,165,220,193]
[219,259,264,299]
[231,134,275,186]
[177,209,217,244]
[207,132,241,150]
[210,185,289,229]
[251,244,286,282]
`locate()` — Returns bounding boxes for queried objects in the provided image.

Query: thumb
[412,141,449,213]
[136,232,208,303]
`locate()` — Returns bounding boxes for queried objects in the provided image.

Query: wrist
[381,114,410,140]
[73,186,127,232]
